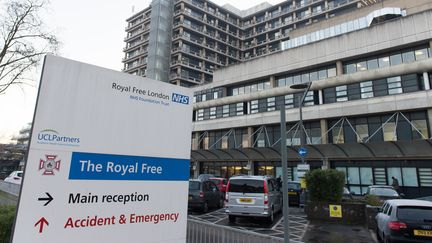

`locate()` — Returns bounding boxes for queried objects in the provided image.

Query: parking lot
[188,207,308,242]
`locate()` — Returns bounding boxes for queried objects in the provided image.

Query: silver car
[225,175,282,223]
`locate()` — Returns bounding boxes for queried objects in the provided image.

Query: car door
[209,181,220,206]
[377,203,389,234]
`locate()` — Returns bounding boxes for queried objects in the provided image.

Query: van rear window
[228,179,264,193]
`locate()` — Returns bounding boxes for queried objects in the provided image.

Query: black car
[365,185,402,204]
[376,199,432,243]
[188,180,224,213]
[288,181,302,206]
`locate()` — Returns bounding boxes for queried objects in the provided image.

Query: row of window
[343,46,430,74]
[194,110,429,150]
[276,66,337,87]
[323,74,424,104]
[336,166,432,195]
[194,73,429,122]
[328,111,429,144]
[229,80,271,96]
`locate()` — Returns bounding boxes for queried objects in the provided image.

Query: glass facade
[328,111,429,144]
[323,74,424,104]
[343,46,430,74]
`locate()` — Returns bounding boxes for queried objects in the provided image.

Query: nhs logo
[172,93,189,104]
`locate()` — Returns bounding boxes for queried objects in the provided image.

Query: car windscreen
[397,206,432,221]
[189,181,201,190]
[288,183,301,190]
[369,188,398,197]
[209,179,220,185]
[17,172,23,177]
[228,179,264,193]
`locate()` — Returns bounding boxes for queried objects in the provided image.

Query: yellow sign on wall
[329,204,342,218]
[300,178,307,189]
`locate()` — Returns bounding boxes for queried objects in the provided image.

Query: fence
[0,181,20,197]
[187,218,302,243]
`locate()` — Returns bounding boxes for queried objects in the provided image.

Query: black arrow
[38,192,53,206]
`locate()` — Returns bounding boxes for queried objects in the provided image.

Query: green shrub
[305,169,345,202]
[365,194,383,206]
[0,205,16,243]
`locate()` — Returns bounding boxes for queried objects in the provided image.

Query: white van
[225,175,282,223]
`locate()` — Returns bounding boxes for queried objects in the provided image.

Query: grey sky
[0,0,284,143]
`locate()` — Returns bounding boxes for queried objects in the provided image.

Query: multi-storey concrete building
[189,0,432,197]
[123,0,368,86]
[123,0,432,197]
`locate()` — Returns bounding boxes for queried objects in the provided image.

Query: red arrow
[34,217,49,233]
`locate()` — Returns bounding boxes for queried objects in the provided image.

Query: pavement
[188,207,378,243]
[302,220,378,243]
[188,207,308,242]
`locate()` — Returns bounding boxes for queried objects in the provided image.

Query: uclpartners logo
[37,129,80,147]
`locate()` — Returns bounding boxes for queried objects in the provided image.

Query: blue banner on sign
[69,152,189,181]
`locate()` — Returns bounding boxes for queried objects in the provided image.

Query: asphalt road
[188,207,308,242]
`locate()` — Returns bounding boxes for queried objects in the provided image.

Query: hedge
[0,205,16,243]
[305,169,345,202]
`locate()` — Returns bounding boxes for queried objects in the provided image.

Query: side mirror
[378,208,382,213]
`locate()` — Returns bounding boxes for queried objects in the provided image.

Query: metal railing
[187,219,289,243]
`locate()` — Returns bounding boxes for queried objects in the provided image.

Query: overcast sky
[0,0,284,143]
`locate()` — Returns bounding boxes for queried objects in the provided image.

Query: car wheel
[202,202,209,213]
[228,215,236,223]
[267,209,274,224]
[375,226,381,242]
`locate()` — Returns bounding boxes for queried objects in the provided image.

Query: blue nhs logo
[172,93,189,104]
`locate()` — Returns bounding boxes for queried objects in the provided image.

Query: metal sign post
[280,102,290,243]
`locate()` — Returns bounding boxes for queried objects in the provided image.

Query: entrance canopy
[191,140,432,162]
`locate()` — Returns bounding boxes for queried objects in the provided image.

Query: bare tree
[0,0,58,94]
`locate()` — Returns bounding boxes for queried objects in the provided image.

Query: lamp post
[290,82,312,164]
[280,82,312,243]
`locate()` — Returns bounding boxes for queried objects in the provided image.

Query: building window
[197,109,204,121]
[250,100,258,114]
[387,76,402,95]
[360,81,374,98]
[335,85,348,102]
[267,97,276,111]
[210,107,216,119]
[236,103,244,115]
[222,105,229,117]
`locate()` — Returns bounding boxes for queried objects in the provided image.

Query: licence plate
[239,198,252,203]
[288,192,297,195]
[414,230,432,237]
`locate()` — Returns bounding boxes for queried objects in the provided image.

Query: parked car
[365,185,402,204]
[188,179,224,213]
[197,174,214,181]
[375,199,432,243]
[287,181,302,206]
[209,177,228,194]
[4,171,23,185]
[225,175,282,223]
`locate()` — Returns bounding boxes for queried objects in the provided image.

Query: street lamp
[280,82,312,243]
[290,82,312,164]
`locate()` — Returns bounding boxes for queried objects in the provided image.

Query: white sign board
[296,164,310,178]
[12,55,192,243]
